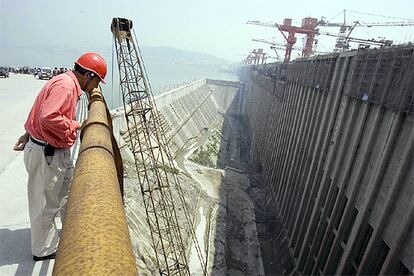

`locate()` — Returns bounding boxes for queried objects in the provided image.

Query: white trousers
[23,140,73,257]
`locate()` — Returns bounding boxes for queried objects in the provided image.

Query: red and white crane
[247,17,318,62]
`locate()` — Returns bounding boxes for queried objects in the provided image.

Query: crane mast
[111,17,190,275]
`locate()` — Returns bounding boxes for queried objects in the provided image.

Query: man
[13,52,107,261]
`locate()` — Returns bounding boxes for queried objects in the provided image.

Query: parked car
[33,68,41,77]
[0,67,9,78]
[38,67,53,80]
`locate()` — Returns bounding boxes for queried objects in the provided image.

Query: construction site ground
[121,112,272,275]
[0,75,276,275]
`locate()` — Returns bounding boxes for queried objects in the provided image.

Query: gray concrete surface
[0,74,55,275]
[0,74,87,276]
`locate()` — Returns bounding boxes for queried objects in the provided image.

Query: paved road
[0,74,45,173]
[0,74,55,275]
[0,74,88,276]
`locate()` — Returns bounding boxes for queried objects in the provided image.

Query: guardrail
[53,88,137,275]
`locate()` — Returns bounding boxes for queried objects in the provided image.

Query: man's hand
[13,132,29,151]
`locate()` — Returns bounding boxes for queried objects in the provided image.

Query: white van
[38,67,53,80]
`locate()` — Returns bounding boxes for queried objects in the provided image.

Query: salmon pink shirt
[25,71,82,149]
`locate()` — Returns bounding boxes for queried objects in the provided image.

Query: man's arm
[39,86,80,147]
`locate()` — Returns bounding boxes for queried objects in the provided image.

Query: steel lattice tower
[111,17,191,275]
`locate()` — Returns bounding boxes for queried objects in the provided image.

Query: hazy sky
[1,0,414,62]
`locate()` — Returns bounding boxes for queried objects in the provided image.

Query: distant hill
[140,46,229,67]
[0,45,231,69]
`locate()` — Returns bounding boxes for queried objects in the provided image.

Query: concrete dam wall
[111,78,244,157]
[153,79,245,154]
[244,46,414,275]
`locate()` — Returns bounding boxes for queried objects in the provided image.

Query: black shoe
[32,252,56,261]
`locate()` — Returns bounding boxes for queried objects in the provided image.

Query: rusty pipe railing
[53,89,137,275]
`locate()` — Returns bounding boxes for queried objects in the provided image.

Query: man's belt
[30,136,47,147]
[30,136,56,156]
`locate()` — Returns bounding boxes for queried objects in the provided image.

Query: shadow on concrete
[205,83,269,274]
[0,228,52,276]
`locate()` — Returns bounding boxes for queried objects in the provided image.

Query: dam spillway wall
[155,79,244,154]
[244,46,414,275]
[112,78,245,156]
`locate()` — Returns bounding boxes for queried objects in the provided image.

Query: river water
[102,60,239,109]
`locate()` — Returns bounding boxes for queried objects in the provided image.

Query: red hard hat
[75,52,107,83]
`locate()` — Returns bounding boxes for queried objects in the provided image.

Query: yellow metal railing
[53,89,137,275]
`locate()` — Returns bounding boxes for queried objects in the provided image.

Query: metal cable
[347,9,414,21]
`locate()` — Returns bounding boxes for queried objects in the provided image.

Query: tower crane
[243,52,256,66]
[247,17,318,62]
[248,12,414,61]
[244,48,267,65]
[255,48,268,64]
[251,48,261,65]
[111,17,206,275]
[317,10,414,51]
